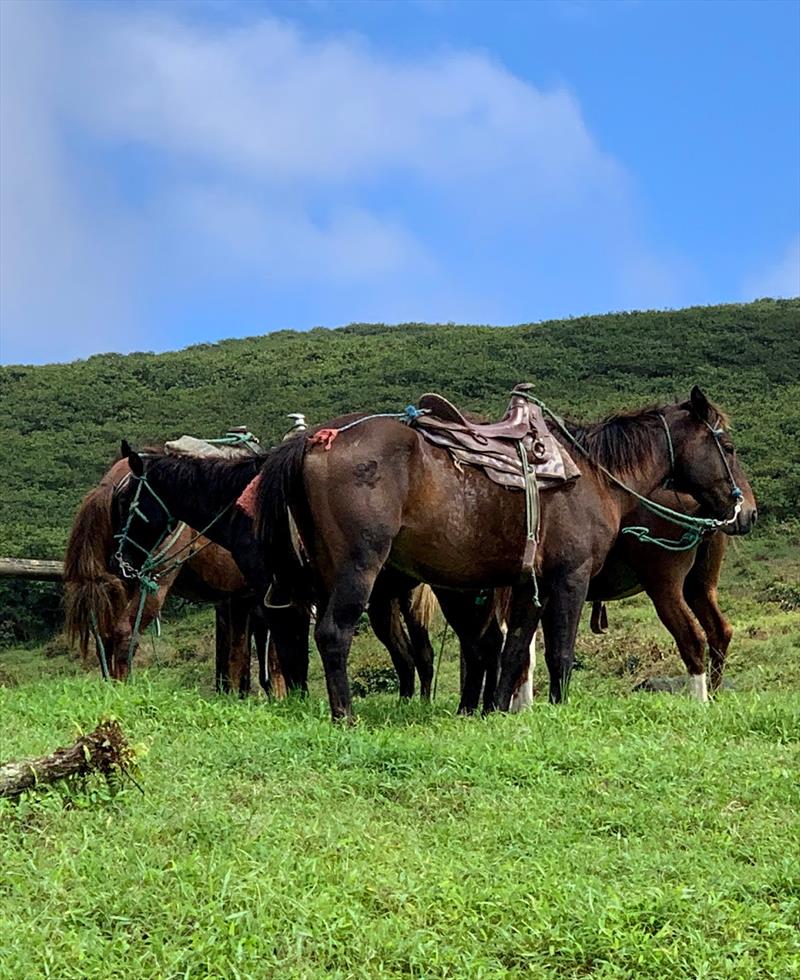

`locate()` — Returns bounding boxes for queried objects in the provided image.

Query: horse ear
[690,385,712,421]
[127,449,144,477]
[120,439,132,458]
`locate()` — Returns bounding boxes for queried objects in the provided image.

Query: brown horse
[110,449,439,699]
[252,386,756,720]
[508,492,734,708]
[589,495,734,693]
[64,458,275,693]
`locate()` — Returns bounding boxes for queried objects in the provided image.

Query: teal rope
[127,580,158,672]
[334,406,428,435]
[206,431,263,455]
[517,392,726,552]
[89,611,110,681]
[517,441,541,605]
[138,498,237,583]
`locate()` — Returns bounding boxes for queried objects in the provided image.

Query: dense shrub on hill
[0,298,797,562]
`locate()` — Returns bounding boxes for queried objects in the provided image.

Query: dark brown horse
[64,458,277,693]
[494,389,756,709]
[111,449,438,699]
[252,387,756,720]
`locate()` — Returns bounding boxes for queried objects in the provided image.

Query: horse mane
[143,452,264,501]
[558,397,730,479]
[63,469,129,661]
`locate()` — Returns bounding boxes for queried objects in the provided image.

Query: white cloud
[0,1,677,363]
[0,2,141,363]
[742,237,800,300]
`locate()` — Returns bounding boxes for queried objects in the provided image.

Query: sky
[1,0,798,365]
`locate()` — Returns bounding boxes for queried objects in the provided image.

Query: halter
[658,412,744,506]
[702,418,744,503]
[113,471,179,581]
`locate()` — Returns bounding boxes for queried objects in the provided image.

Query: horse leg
[248,607,271,695]
[509,631,537,712]
[368,580,416,698]
[683,537,732,694]
[315,557,389,722]
[215,600,232,693]
[686,590,732,694]
[399,588,435,700]
[228,596,252,698]
[434,590,499,714]
[537,564,592,704]
[495,580,543,710]
[645,582,709,702]
[478,617,506,713]
[266,604,310,694]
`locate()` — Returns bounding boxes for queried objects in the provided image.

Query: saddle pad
[165,435,264,459]
[415,427,579,490]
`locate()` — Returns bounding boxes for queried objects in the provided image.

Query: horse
[508,491,734,709]
[250,386,755,721]
[110,447,439,699]
[64,457,277,694]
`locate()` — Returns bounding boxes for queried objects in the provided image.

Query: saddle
[414,383,580,491]
[165,427,266,460]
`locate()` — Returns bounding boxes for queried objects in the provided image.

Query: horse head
[110,442,176,580]
[664,387,757,535]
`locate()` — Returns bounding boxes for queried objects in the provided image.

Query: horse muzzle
[724,503,757,536]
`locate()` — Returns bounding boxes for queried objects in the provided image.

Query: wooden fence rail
[0,558,64,581]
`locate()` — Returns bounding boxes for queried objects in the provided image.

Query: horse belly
[587,551,642,602]
[390,465,528,588]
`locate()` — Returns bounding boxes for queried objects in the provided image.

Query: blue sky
[1,0,798,365]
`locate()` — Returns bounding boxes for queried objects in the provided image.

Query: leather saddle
[413,383,580,491]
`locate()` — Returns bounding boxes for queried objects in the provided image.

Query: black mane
[145,452,264,500]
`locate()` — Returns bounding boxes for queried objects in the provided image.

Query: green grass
[1,529,799,979]
[1,686,798,979]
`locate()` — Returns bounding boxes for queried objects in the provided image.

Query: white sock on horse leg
[688,672,708,703]
[509,632,536,713]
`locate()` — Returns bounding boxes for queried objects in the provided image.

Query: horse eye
[722,443,734,456]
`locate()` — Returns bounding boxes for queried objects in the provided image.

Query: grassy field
[1,528,799,979]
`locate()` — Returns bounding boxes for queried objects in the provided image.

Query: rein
[518,392,743,552]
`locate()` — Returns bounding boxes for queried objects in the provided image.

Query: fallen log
[0,557,64,581]
[0,719,133,799]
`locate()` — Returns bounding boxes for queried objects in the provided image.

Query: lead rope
[89,610,110,681]
[114,471,244,674]
[517,441,541,605]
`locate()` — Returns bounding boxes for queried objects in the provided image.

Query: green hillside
[1,298,798,560]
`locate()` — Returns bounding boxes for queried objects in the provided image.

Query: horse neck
[146,457,258,538]
[604,455,672,516]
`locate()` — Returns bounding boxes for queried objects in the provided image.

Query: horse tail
[254,434,310,595]
[492,587,513,630]
[63,483,128,660]
[410,584,438,631]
